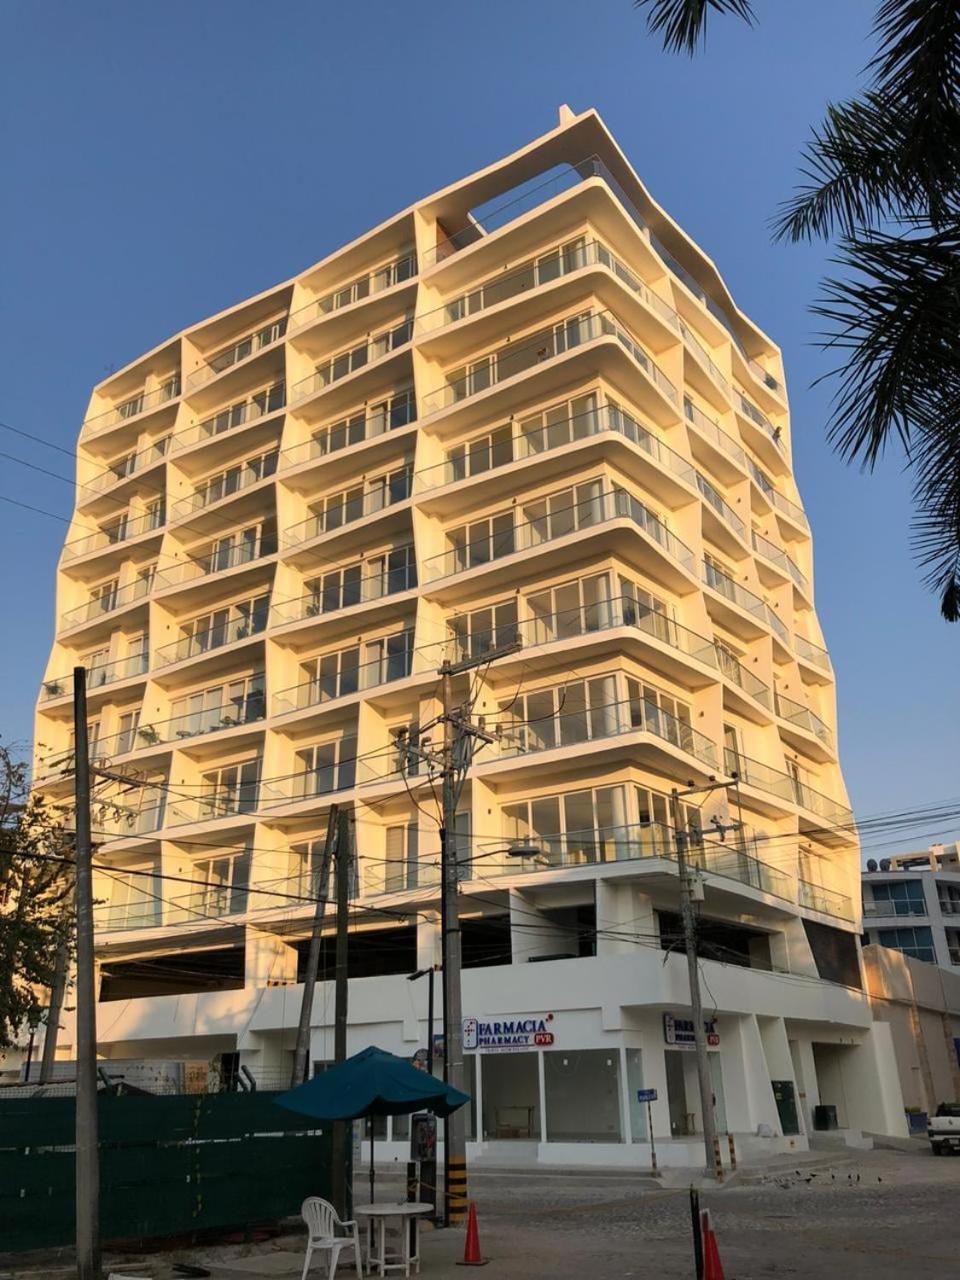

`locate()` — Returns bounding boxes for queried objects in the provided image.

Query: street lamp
[407,966,439,1076]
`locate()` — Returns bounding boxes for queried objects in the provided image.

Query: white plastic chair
[300,1196,363,1280]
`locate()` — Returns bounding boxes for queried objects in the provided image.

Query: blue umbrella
[275,1046,470,1202]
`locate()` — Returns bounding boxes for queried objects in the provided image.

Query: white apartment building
[863,843,960,971]
[34,106,907,1165]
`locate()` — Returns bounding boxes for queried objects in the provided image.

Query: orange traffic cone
[700,1209,726,1280]
[457,1201,489,1266]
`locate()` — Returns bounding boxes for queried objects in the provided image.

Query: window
[311,388,416,456]
[202,519,276,573]
[195,450,278,507]
[500,675,620,754]
[876,926,936,964]
[84,646,112,686]
[523,479,605,544]
[116,709,140,754]
[100,512,129,544]
[447,511,515,571]
[618,575,673,640]
[90,579,119,613]
[315,317,412,387]
[449,599,518,661]
[136,563,156,597]
[189,848,251,916]
[295,736,358,799]
[544,1049,622,1143]
[871,880,927,917]
[625,679,694,753]
[311,464,412,533]
[106,858,161,930]
[144,497,165,530]
[182,594,269,654]
[171,672,265,736]
[385,822,420,892]
[447,425,514,482]
[299,631,411,704]
[519,392,598,455]
[526,573,611,644]
[635,786,698,856]
[503,785,629,865]
[200,759,261,819]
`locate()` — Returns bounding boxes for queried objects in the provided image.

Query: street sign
[636,1088,658,1103]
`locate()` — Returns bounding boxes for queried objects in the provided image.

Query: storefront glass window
[544,1049,622,1142]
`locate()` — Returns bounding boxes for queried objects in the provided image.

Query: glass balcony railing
[266,760,359,807]
[423,488,696,584]
[418,238,678,334]
[774,691,834,750]
[798,879,854,921]
[187,318,288,390]
[703,562,765,621]
[96,794,167,838]
[747,460,808,529]
[170,453,279,520]
[154,608,268,668]
[498,693,718,769]
[83,436,171,498]
[679,321,732,400]
[97,699,266,758]
[414,401,695,493]
[725,749,852,825]
[289,252,417,332]
[83,376,180,434]
[280,393,416,469]
[714,644,772,708]
[422,310,677,416]
[62,509,165,561]
[271,557,417,627]
[60,576,153,631]
[289,319,414,402]
[284,469,413,549]
[696,471,746,540]
[683,397,746,470]
[40,652,150,701]
[167,780,279,827]
[273,643,413,715]
[94,897,163,933]
[746,356,783,398]
[171,381,286,452]
[156,534,277,588]
[736,390,783,452]
[751,529,791,578]
[794,634,832,672]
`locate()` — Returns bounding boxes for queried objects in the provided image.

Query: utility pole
[330,805,353,1217]
[73,666,101,1280]
[290,805,339,1088]
[670,786,721,1181]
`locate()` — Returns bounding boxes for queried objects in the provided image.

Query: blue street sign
[636,1088,658,1103]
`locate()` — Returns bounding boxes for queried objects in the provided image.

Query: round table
[354,1203,432,1277]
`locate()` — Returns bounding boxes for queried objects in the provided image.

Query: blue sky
[1,0,956,841]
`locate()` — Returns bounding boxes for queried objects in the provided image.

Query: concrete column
[245,930,298,987]
[595,880,657,957]
[789,1038,820,1135]
[728,1014,780,1135]
[509,890,570,961]
[842,1023,908,1137]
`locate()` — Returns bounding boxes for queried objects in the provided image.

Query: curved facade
[34,107,905,1160]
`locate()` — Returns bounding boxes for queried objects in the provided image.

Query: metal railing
[156,533,277,588]
[273,643,413,715]
[153,610,269,667]
[168,782,276,827]
[423,487,696,583]
[83,436,171,497]
[798,879,854,921]
[271,558,417,626]
[60,575,153,630]
[498,693,718,769]
[726,748,852,825]
[696,471,745,540]
[283,468,413,548]
[40,652,149,701]
[170,454,279,519]
[62,509,165,561]
[187,318,288,390]
[794,634,832,672]
[280,393,416,469]
[172,380,286,451]
[774,691,834,750]
[414,401,695,493]
[83,375,180,433]
[290,252,417,332]
[683,397,746,470]
[289,319,414,402]
[97,699,266,757]
[422,310,677,416]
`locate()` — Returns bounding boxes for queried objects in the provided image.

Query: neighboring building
[862,944,960,1115]
[862,843,960,971]
[33,105,906,1163]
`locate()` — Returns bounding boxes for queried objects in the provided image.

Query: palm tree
[636,1,960,620]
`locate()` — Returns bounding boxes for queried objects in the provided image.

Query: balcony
[418,237,678,336]
[154,607,269,668]
[271,556,417,628]
[413,401,695,497]
[679,320,732,407]
[280,392,416,470]
[168,784,269,828]
[496,692,718,771]
[748,460,808,531]
[862,900,928,920]
[170,453,279,521]
[187,317,288,391]
[273,643,413,716]
[62,508,165,562]
[283,468,413,549]
[714,644,772,709]
[172,381,285,452]
[156,532,278,590]
[291,252,418,333]
[421,310,677,418]
[82,436,171,500]
[265,760,359,808]
[682,396,747,484]
[40,652,149,702]
[60,576,152,632]
[798,879,854,922]
[423,488,696,586]
[94,897,163,933]
[734,389,783,455]
[774,690,834,752]
[96,794,167,839]
[794,634,832,674]
[695,471,746,544]
[725,748,852,826]
[289,318,413,403]
[84,375,180,435]
[97,699,266,758]
[702,562,787,643]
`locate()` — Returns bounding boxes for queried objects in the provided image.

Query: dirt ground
[7,1145,960,1279]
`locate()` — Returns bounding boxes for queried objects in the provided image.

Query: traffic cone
[457,1201,489,1266]
[700,1209,726,1280]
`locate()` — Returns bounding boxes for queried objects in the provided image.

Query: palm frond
[633,0,754,55]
